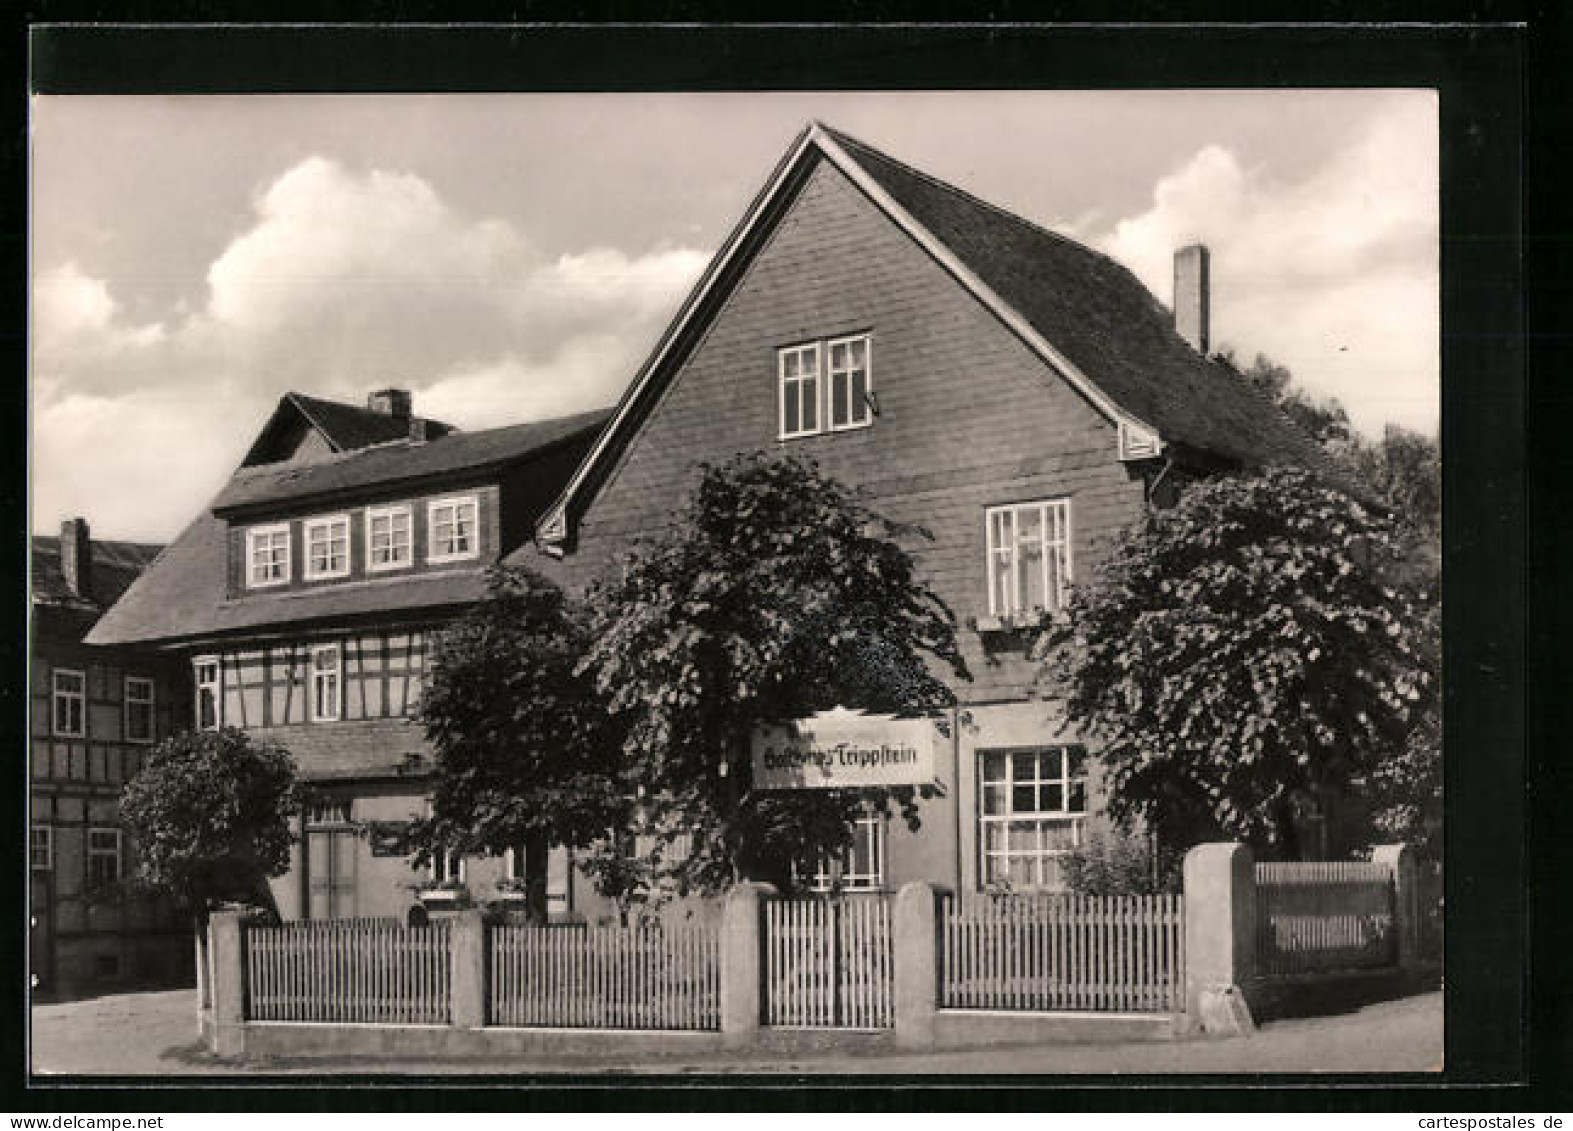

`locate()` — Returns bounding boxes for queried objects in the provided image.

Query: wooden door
[307,829,357,919]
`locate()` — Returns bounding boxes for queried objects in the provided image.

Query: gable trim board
[536,121,1165,552]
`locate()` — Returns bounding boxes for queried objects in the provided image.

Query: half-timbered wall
[210,628,431,730]
[30,611,191,992]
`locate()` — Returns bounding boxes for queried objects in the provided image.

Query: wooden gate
[764,896,893,1029]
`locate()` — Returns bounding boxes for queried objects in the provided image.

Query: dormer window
[304,514,351,580]
[778,334,873,440]
[246,524,291,588]
[428,496,479,563]
[366,504,413,572]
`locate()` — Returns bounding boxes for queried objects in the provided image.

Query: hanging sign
[365,821,411,858]
[750,707,941,790]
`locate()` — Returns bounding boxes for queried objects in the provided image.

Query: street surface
[30,988,1443,1077]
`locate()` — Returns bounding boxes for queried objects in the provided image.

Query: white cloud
[31,157,708,537]
[421,333,652,428]
[32,389,264,540]
[32,262,167,403]
[1094,95,1438,436]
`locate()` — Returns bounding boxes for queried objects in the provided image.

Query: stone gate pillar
[719,881,776,1047]
[1182,842,1257,1035]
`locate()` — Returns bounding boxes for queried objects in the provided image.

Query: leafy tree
[1348,424,1441,537]
[580,452,969,895]
[1037,468,1435,860]
[1219,348,1352,447]
[411,567,626,870]
[120,727,300,924]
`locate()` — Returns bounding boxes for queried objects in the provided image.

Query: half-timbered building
[31,519,189,992]
[88,391,610,921]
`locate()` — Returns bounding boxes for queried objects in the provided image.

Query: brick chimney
[1173,244,1211,355]
[366,388,412,420]
[60,517,92,600]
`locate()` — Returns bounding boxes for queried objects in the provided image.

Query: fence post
[720,881,776,1047]
[893,882,943,1050]
[450,908,487,1029]
[208,910,246,1057]
[1371,843,1419,973]
[194,924,210,1039]
[1182,842,1257,1035]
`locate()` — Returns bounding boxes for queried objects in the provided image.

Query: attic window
[428,496,479,563]
[779,334,873,440]
[366,504,413,572]
[246,523,291,588]
[304,515,351,581]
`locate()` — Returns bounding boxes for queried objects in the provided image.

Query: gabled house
[510,122,1328,915]
[88,390,611,921]
[31,518,188,993]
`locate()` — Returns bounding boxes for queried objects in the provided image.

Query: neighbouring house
[86,390,611,922]
[509,122,1331,919]
[31,518,190,993]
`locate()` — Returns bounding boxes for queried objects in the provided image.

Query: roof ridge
[820,124,1128,273]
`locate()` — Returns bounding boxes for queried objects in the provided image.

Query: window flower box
[970,608,1053,635]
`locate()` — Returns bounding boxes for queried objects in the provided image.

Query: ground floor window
[979,745,1088,890]
[87,828,122,885]
[429,848,466,885]
[806,813,886,893]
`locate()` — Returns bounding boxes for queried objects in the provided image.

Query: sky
[30,90,1438,542]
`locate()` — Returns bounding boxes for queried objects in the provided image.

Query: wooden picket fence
[1254,861,1396,976]
[246,919,451,1024]
[764,896,894,1029]
[490,923,720,1030]
[940,893,1185,1013]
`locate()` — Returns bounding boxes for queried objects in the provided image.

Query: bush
[1059,830,1181,896]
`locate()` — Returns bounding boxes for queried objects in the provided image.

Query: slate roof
[538,124,1336,542]
[32,535,165,611]
[242,392,454,466]
[819,127,1334,473]
[86,409,612,647]
[215,408,614,516]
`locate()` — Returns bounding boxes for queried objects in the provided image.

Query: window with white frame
[124,676,155,744]
[365,504,413,571]
[87,827,122,885]
[778,342,821,439]
[778,334,873,439]
[310,643,341,722]
[52,668,85,737]
[986,498,1072,617]
[303,515,351,580]
[827,335,873,431]
[806,813,886,892]
[30,826,53,871]
[246,523,291,587]
[979,746,1088,890]
[193,657,220,730]
[429,848,466,885]
[428,496,479,562]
